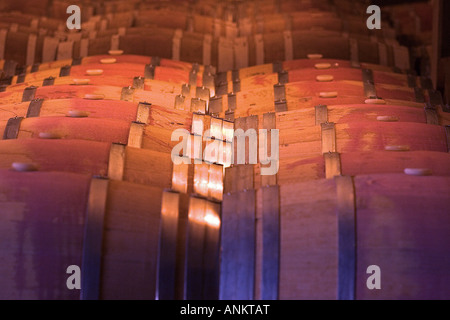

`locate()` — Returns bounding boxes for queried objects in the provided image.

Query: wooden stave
[279,122,448,156]
[0,27,407,75]
[0,138,175,189]
[229,96,438,119]
[251,150,450,189]
[7,56,411,94]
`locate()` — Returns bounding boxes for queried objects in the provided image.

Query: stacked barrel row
[0,0,449,300]
[205,57,450,299]
[0,51,230,299]
[1,0,410,77]
[210,0,450,301]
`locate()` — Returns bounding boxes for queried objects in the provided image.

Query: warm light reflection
[222,121,234,143]
[188,199,221,229]
[194,163,209,197]
[172,161,189,193]
[219,141,233,167]
[204,212,221,229]
[208,164,224,201]
[210,117,223,140]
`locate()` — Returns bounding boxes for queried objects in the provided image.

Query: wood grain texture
[279,174,450,299]
[279,122,448,157]
[0,170,166,299]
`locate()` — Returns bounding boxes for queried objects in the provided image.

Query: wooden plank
[431,0,443,89]
[224,165,254,193]
[220,190,256,300]
[185,196,221,299]
[185,196,206,299]
[335,175,356,300]
[260,185,280,300]
[108,143,126,181]
[156,191,180,300]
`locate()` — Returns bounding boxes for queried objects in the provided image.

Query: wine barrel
[0,27,216,69]
[0,169,163,299]
[134,9,188,30]
[0,167,223,299]
[283,58,395,73]
[274,104,450,127]
[215,67,426,96]
[215,57,416,99]
[266,150,450,187]
[0,85,126,105]
[209,80,419,118]
[2,116,178,153]
[238,31,408,69]
[220,174,450,300]
[280,122,447,156]
[0,98,192,131]
[0,138,177,190]
[239,12,396,44]
[0,0,446,302]
[386,1,433,34]
[226,150,450,192]
[0,84,214,113]
[26,54,206,74]
[9,62,207,88]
